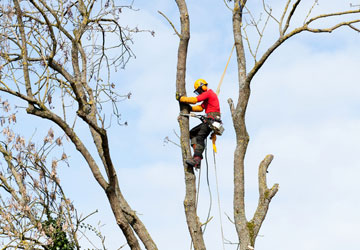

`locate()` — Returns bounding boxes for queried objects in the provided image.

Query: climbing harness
[209,118,224,136]
[180,113,224,154]
[180,113,224,136]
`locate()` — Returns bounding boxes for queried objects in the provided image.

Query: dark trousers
[189,122,212,158]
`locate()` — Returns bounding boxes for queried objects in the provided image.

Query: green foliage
[43,217,75,250]
[80,222,106,244]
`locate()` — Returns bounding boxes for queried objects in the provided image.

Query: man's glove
[176,92,183,102]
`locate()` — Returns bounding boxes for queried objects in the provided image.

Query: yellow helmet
[194,79,208,95]
[194,78,208,90]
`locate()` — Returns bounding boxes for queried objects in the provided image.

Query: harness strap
[206,112,221,122]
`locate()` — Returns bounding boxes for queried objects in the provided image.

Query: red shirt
[196,89,220,114]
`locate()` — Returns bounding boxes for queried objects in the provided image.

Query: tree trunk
[175,0,206,249]
[106,186,141,250]
[231,1,251,248]
[231,2,279,250]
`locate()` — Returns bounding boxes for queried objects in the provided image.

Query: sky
[3,0,360,250]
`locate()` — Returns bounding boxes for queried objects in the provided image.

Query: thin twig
[279,0,291,35]
[223,0,233,11]
[262,0,280,24]
[283,0,301,35]
[304,0,319,24]
[255,7,272,60]
[200,216,213,227]
[225,212,235,224]
[163,136,181,148]
[158,11,181,38]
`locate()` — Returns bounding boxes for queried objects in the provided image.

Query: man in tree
[178,79,221,168]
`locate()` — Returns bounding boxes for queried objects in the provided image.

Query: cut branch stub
[258,154,279,199]
[246,154,279,248]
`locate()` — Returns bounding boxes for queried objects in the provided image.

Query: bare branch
[227,98,235,118]
[163,136,181,148]
[262,0,280,25]
[0,1,157,249]
[223,0,233,11]
[242,24,256,59]
[303,0,319,24]
[158,11,181,38]
[306,19,360,33]
[306,9,360,25]
[282,0,301,35]
[349,23,360,32]
[279,0,291,35]
[245,155,279,246]
[254,7,272,61]
[247,8,360,84]
[13,0,33,98]
[28,0,57,59]
[257,155,278,198]
[37,0,74,41]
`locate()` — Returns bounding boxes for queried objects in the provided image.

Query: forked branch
[247,8,360,83]
[282,0,301,35]
[246,155,279,247]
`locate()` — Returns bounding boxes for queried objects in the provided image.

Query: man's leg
[189,123,202,148]
[187,123,212,168]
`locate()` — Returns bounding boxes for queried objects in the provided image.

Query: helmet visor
[194,87,202,95]
[194,83,206,95]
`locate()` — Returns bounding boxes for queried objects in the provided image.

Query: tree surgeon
[177,79,222,168]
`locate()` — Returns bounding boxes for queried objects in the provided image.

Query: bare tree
[0,105,110,249]
[0,1,156,249]
[169,1,360,250]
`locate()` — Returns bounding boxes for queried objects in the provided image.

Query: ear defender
[202,85,207,91]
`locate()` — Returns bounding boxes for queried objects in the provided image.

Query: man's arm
[179,96,198,104]
[191,105,203,112]
[179,90,209,104]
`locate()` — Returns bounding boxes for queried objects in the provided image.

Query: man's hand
[177,95,198,104]
[176,92,183,101]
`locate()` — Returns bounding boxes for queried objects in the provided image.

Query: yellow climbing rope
[211,134,217,153]
[213,149,225,250]
[216,43,235,96]
[213,43,235,250]
[212,43,235,153]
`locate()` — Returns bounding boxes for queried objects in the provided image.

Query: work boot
[186,156,202,169]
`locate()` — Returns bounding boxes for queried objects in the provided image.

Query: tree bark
[106,186,141,250]
[175,0,206,249]
[231,2,251,249]
[231,2,279,250]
